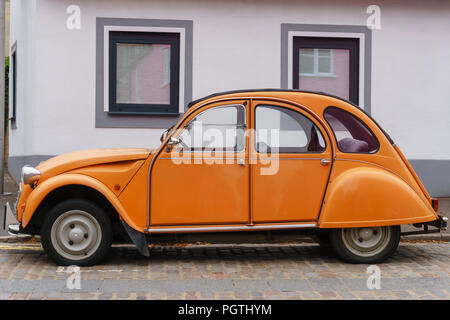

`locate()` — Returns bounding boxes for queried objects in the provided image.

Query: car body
[10,90,447,265]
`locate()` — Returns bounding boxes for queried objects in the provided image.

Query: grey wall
[409,160,450,198]
[8,155,53,182]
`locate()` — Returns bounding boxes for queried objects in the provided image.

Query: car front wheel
[41,199,112,266]
[330,226,400,264]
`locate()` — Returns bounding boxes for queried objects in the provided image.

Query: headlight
[21,165,41,185]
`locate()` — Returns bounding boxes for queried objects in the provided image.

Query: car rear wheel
[41,199,112,266]
[330,226,400,263]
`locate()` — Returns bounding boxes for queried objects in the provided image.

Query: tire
[330,226,400,264]
[40,199,112,266]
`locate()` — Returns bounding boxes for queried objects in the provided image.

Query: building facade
[8,0,450,196]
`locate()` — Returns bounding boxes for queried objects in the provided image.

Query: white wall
[9,0,450,161]
[9,0,36,156]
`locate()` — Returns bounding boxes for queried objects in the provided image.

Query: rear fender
[319,166,438,228]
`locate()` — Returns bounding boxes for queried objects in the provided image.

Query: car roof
[187,89,394,144]
[188,89,347,109]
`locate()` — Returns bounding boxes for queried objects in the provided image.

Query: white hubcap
[342,226,391,257]
[50,210,102,261]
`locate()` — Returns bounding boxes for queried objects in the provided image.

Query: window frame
[299,48,335,77]
[323,106,380,154]
[254,104,327,154]
[108,31,180,115]
[10,49,17,124]
[293,36,360,105]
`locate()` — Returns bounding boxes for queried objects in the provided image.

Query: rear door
[251,100,332,223]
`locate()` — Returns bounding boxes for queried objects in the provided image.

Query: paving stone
[205,279,234,292]
[343,278,371,291]
[232,279,270,291]
[166,280,206,292]
[128,280,165,292]
[308,278,346,291]
[268,279,312,291]
[4,280,39,293]
[0,279,8,291]
[378,278,412,291]
[101,280,130,292]
[408,278,449,290]
[34,280,65,293]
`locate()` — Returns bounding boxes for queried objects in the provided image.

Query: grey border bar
[7,155,450,197]
[95,17,193,128]
[281,24,372,114]
[409,160,450,198]
[8,155,53,182]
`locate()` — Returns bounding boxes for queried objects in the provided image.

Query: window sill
[107,111,181,117]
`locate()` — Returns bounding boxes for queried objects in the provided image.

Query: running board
[146,222,317,234]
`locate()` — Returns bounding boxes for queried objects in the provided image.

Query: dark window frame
[11,50,17,122]
[323,106,380,154]
[254,104,327,154]
[293,37,360,105]
[108,31,180,115]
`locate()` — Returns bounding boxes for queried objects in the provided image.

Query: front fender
[22,173,144,232]
[319,166,438,228]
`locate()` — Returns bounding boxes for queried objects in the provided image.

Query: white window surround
[287,31,366,110]
[103,25,186,113]
[299,48,335,77]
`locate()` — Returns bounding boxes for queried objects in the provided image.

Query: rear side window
[324,107,379,153]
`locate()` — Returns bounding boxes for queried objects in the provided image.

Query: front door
[251,100,332,223]
[150,100,250,226]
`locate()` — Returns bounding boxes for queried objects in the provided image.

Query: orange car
[9,90,447,265]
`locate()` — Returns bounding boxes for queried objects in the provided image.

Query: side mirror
[160,130,169,143]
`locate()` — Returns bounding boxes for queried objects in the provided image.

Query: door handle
[238,158,245,166]
[320,159,332,166]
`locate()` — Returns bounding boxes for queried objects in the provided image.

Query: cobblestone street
[0,241,448,300]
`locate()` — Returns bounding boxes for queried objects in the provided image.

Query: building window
[109,31,180,115]
[293,37,360,105]
[11,50,17,123]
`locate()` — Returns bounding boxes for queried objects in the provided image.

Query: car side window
[324,107,379,153]
[255,105,326,153]
[176,104,246,152]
